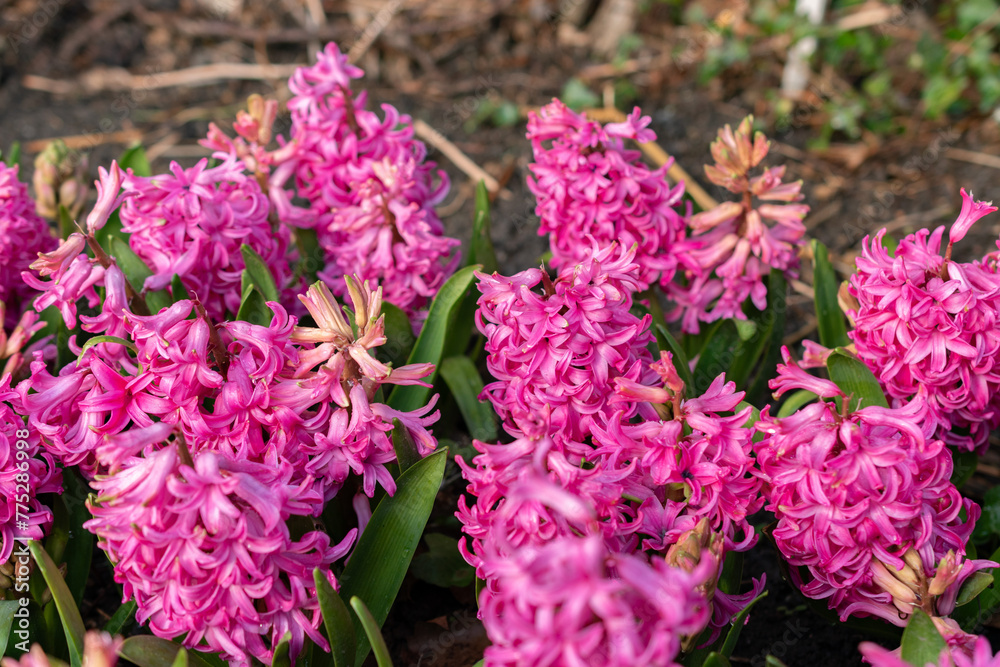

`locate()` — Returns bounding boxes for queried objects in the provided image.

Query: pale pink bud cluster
[754,348,993,626]
[2,631,122,667]
[0,374,61,565]
[0,163,57,330]
[119,156,294,320]
[848,190,1000,452]
[276,42,460,325]
[527,100,690,291]
[668,117,808,333]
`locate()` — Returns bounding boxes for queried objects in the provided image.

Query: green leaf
[103,601,137,635]
[57,204,76,239]
[170,648,189,667]
[900,609,947,667]
[58,471,94,607]
[957,571,995,607]
[826,348,888,410]
[776,390,818,418]
[0,600,18,656]
[349,597,393,667]
[923,73,969,119]
[171,274,191,303]
[951,448,979,489]
[236,278,271,326]
[721,591,767,657]
[733,271,787,392]
[411,533,476,589]
[4,142,22,169]
[295,227,324,284]
[702,653,732,667]
[439,356,497,443]
[313,569,356,667]
[811,240,849,348]
[28,541,84,667]
[118,144,152,177]
[338,449,447,665]
[271,632,292,667]
[118,637,217,667]
[654,324,695,391]
[693,321,742,395]
[240,244,281,303]
[387,266,480,413]
[38,304,72,370]
[561,77,600,110]
[766,657,789,667]
[378,301,415,369]
[468,181,499,275]
[391,418,422,474]
[953,546,1000,631]
[78,335,137,359]
[718,551,743,596]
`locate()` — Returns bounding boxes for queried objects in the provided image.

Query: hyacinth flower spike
[848,189,1000,452]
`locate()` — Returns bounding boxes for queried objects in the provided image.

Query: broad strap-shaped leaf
[28,541,84,667]
[0,599,18,656]
[338,449,447,665]
[957,571,996,607]
[170,648,189,667]
[717,551,744,596]
[900,609,947,667]
[118,144,152,177]
[57,204,75,241]
[776,389,818,418]
[313,569,356,667]
[950,448,979,489]
[811,239,850,349]
[103,601,137,635]
[467,181,499,275]
[720,591,767,657]
[118,637,217,667]
[388,266,480,413]
[236,277,271,326]
[741,271,788,401]
[240,244,281,303]
[391,418,421,474]
[294,227,324,284]
[439,356,498,444]
[271,632,292,667]
[693,321,743,395]
[2,141,22,169]
[410,533,476,589]
[953,546,1000,631]
[56,471,94,607]
[349,597,393,667]
[826,348,889,410]
[171,274,191,303]
[702,653,732,667]
[378,301,414,369]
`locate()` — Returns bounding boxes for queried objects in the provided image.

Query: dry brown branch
[23,63,300,95]
[946,148,1000,171]
[24,130,144,153]
[412,119,505,197]
[348,0,405,64]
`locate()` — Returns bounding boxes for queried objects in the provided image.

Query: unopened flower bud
[234,93,279,145]
[928,551,962,598]
[33,139,88,220]
[870,557,921,614]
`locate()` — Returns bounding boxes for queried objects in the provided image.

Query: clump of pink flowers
[274,42,460,324]
[0,163,56,330]
[527,101,690,291]
[754,347,993,626]
[475,241,656,443]
[668,116,808,333]
[20,186,439,663]
[460,246,765,664]
[848,189,1000,453]
[120,155,294,321]
[1,375,61,566]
